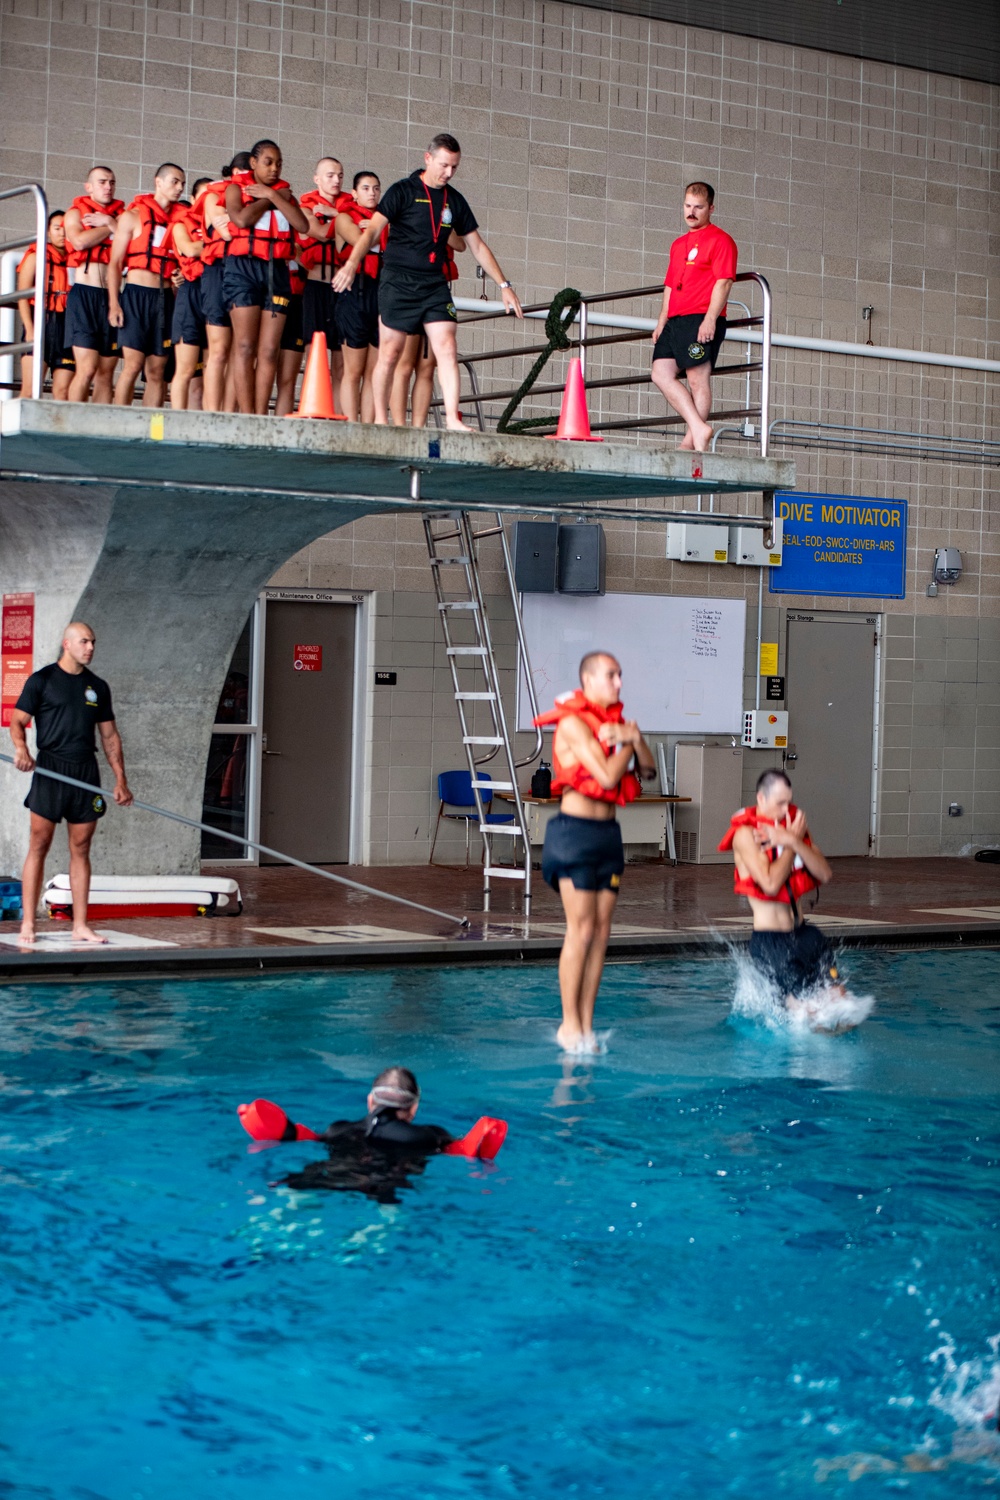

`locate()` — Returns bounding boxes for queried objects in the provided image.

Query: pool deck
[1,856,999,979]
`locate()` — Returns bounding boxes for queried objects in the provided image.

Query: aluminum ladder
[423,508,542,914]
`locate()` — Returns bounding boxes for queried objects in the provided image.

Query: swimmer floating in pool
[718,768,842,1019]
[534,652,656,1053]
[238,1066,506,1204]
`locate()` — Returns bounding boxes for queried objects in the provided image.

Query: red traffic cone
[545,357,604,442]
[286,332,346,420]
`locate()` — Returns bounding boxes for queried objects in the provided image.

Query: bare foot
[445,416,472,432]
[71,925,109,944]
[18,924,36,948]
[678,432,694,450]
[556,1023,584,1053]
[691,421,713,452]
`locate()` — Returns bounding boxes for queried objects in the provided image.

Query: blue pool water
[1,948,998,1498]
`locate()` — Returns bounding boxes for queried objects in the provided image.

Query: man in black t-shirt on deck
[10,621,133,945]
[333,132,523,429]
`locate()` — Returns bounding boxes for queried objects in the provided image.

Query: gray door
[260,601,356,863]
[784,616,876,857]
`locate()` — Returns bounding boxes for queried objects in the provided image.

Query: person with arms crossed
[64,166,125,403]
[334,170,386,422]
[10,622,133,947]
[718,768,840,1012]
[333,132,523,430]
[298,156,348,412]
[16,209,74,400]
[650,181,737,452]
[166,175,212,411]
[534,653,656,1053]
[108,163,186,407]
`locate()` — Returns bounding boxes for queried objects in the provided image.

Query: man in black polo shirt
[333,132,523,429]
[10,621,133,945]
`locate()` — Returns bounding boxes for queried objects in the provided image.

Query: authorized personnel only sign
[293,643,322,671]
[769,492,907,598]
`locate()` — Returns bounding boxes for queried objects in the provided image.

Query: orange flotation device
[237,1097,507,1160]
[123,194,179,279]
[164,203,204,281]
[66,193,126,269]
[226,174,297,262]
[533,690,641,807]
[717,805,821,904]
[297,188,343,274]
[195,178,232,265]
[17,243,69,312]
[336,197,387,280]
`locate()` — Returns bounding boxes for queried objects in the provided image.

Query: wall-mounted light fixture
[861,305,874,346]
[926,547,963,596]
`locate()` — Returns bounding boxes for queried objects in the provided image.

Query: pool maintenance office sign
[769,492,907,598]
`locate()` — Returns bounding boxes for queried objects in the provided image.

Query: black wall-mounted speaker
[513,521,559,592]
[557,523,606,594]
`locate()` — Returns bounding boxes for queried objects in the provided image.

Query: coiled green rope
[496,286,581,434]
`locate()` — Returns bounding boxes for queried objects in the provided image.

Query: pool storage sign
[769,492,907,598]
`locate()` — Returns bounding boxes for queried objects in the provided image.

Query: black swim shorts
[119,282,173,357]
[200,261,230,329]
[336,275,380,349]
[222,255,291,316]
[25,752,107,826]
[541,811,624,894]
[43,311,75,372]
[65,283,119,357]
[171,277,206,348]
[378,269,456,336]
[749,923,839,998]
[652,312,727,372]
[302,278,341,350]
[280,290,304,352]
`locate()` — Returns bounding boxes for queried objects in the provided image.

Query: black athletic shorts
[25,751,107,826]
[43,311,75,371]
[65,283,119,357]
[280,290,304,352]
[302,278,341,350]
[378,269,456,336]
[222,255,291,315]
[171,277,206,347]
[119,282,173,357]
[749,923,839,998]
[336,275,380,349]
[200,260,230,328]
[652,312,727,372]
[541,811,624,894]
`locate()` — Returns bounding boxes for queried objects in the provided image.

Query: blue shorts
[119,282,173,357]
[200,261,230,328]
[222,255,291,315]
[171,277,205,347]
[541,811,624,893]
[65,283,118,357]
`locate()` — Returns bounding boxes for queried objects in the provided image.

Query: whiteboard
[517,592,746,734]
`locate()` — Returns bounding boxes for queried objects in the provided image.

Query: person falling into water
[534,653,656,1053]
[718,768,840,1012]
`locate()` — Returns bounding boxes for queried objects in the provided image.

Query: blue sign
[769,491,907,598]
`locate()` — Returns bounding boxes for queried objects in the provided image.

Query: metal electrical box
[673,743,744,863]
[742,709,789,749]
[666,522,730,564]
[730,519,784,566]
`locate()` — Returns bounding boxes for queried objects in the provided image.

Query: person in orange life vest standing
[197,154,248,412]
[334,171,386,422]
[718,768,839,1003]
[534,652,656,1053]
[389,232,466,427]
[299,157,348,412]
[223,139,308,414]
[16,210,74,400]
[107,163,186,407]
[167,176,212,411]
[333,132,523,431]
[650,181,737,453]
[64,166,125,403]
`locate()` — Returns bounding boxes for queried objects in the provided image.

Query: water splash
[729,945,874,1033]
[929,1331,1000,1430]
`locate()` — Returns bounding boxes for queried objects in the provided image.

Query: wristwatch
[498,280,513,290]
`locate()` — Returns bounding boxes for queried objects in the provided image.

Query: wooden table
[496,794,692,862]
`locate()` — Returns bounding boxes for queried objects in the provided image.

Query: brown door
[784,615,876,857]
[260,601,356,863]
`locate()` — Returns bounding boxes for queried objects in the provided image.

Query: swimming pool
[1,949,998,1497]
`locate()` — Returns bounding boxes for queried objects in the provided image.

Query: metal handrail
[0,184,47,401]
[711,417,1000,469]
[439,272,773,455]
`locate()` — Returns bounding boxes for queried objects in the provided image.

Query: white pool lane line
[911,906,1000,920]
[0,929,177,950]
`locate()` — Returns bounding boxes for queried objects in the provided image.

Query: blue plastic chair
[428,769,516,865]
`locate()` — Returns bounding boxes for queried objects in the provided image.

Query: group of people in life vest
[15,131,524,427]
[534,655,841,1052]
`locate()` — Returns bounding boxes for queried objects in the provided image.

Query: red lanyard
[421,175,448,265]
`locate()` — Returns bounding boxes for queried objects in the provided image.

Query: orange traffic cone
[545,357,604,442]
[286,332,346,420]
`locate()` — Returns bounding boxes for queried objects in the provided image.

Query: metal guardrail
[438,272,773,457]
[0,183,47,402]
[710,418,1000,469]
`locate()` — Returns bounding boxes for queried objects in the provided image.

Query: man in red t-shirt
[651,181,737,451]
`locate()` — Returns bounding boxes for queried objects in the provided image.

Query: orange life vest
[196,179,232,265]
[336,198,387,280]
[66,194,125,269]
[17,243,69,313]
[225,175,296,261]
[717,805,821,905]
[164,204,204,282]
[533,691,641,807]
[297,188,342,273]
[123,194,179,279]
